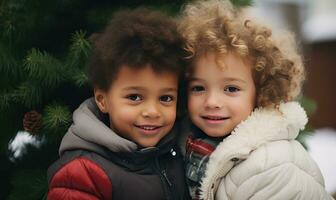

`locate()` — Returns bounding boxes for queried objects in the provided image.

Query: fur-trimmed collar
[200,101,308,200]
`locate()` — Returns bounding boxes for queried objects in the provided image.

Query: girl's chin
[202,129,230,138]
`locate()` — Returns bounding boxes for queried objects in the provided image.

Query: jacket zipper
[155,157,173,200]
[161,169,172,187]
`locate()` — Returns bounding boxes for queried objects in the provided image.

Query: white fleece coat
[199,102,333,200]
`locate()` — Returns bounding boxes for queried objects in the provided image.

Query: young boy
[47,8,189,200]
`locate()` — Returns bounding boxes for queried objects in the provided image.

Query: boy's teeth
[140,126,157,130]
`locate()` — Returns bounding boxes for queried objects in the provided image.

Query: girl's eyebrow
[189,77,247,84]
[221,77,247,84]
[188,77,204,82]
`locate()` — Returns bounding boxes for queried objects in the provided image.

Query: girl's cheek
[188,96,200,112]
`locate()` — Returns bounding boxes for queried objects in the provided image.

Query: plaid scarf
[185,126,222,200]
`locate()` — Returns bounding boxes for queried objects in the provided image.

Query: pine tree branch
[0,82,42,110]
[43,103,71,132]
[0,90,14,111]
[299,97,317,116]
[230,0,253,7]
[12,82,43,108]
[66,30,91,69]
[0,42,21,79]
[71,68,88,87]
[7,169,48,200]
[24,48,67,89]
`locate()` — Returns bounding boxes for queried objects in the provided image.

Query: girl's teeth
[206,117,223,120]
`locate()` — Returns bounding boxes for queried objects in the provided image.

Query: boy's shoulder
[47,150,112,200]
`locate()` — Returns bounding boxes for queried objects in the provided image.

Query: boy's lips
[134,124,163,135]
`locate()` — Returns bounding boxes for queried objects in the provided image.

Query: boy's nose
[142,103,161,118]
[205,92,222,109]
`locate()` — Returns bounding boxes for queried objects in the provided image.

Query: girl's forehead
[192,52,253,71]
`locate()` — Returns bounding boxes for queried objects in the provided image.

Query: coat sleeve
[48,157,112,200]
[222,140,333,200]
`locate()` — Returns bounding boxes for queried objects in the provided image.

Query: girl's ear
[94,89,108,113]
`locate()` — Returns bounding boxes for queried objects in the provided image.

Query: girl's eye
[190,86,205,92]
[160,95,174,102]
[224,86,240,93]
[126,94,142,101]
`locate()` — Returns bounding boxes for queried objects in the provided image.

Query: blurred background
[0,0,335,199]
[253,0,336,197]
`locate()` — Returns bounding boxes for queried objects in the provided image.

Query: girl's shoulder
[229,140,324,186]
[219,140,332,200]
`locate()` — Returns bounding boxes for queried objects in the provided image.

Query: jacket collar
[199,101,308,199]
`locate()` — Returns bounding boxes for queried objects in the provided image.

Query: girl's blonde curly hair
[178,0,305,108]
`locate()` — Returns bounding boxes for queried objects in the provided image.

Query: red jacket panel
[48,157,112,200]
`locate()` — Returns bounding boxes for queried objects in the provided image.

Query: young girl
[178,0,333,199]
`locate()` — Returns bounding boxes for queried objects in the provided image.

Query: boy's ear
[94,89,108,113]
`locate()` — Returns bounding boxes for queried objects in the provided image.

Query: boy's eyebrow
[122,86,146,91]
[160,88,177,92]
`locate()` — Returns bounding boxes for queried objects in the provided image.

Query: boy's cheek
[110,107,136,124]
[165,106,177,123]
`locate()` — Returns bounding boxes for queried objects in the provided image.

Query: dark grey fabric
[59,98,137,156]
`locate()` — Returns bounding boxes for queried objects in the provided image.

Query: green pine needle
[24,48,66,89]
[0,90,14,110]
[67,30,91,69]
[0,42,19,76]
[230,0,253,7]
[43,103,71,131]
[8,168,48,200]
[72,69,88,87]
[297,97,317,149]
[299,97,317,116]
[12,82,43,108]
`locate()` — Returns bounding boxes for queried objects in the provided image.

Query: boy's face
[188,52,256,137]
[95,65,178,148]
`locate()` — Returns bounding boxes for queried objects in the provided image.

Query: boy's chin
[136,138,161,148]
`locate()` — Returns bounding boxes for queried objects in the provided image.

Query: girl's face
[188,52,256,137]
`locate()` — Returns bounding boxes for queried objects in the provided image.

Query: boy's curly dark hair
[87,8,184,91]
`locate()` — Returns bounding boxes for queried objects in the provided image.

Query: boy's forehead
[117,64,178,77]
[110,64,178,89]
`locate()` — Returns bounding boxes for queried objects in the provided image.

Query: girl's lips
[134,125,163,135]
[201,116,229,124]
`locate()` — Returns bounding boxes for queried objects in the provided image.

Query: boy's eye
[126,94,142,101]
[224,86,240,93]
[160,95,174,102]
[190,86,205,92]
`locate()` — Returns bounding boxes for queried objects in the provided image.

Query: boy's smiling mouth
[134,124,163,135]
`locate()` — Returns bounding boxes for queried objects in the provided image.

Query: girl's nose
[204,92,222,109]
